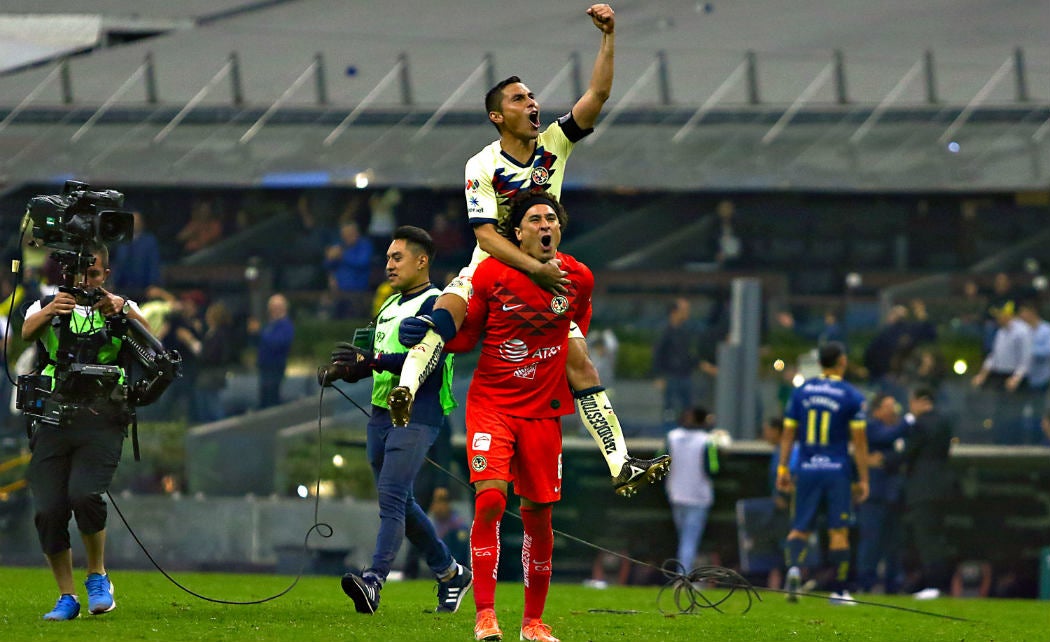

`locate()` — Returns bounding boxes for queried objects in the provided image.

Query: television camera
[15,180,181,428]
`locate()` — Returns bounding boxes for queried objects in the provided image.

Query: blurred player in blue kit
[776,341,869,605]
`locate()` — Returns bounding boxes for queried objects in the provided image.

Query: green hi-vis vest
[371,289,456,415]
[40,306,125,389]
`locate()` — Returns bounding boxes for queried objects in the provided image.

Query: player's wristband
[777,465,788,476]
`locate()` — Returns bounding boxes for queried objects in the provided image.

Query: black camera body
[15,180,180,429]
[26,180,134,252]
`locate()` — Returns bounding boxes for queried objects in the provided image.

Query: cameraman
[22,241,147,621]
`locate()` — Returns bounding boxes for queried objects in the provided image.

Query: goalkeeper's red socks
[520,504,554,621]
[470,488,506,611]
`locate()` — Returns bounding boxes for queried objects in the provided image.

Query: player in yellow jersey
[392,4,670,500]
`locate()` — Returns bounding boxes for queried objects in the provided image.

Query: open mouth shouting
[528,110,540,129]
[539,233,554,253]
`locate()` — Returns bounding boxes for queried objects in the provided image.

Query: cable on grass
[656,561,762,615]
[107,375,343,604]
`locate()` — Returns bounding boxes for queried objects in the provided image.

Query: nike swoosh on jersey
[378,315,396,324]
[501,304,524,311]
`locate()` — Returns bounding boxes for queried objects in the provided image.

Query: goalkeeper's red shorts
[465,404,563,504]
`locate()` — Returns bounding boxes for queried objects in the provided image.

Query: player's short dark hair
[870,392,894,412]
[818,340,846,369]
[485,75,522,114]
[685,406,710,427]
[912,385,936,403]
[503,189,568,243]
[393,225,435,262]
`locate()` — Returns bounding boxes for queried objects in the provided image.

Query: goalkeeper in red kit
[440,190,586,642]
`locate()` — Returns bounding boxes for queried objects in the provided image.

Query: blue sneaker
[43,594,81,621]
[85,573,116,614]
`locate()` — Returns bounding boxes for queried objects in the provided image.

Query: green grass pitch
[0,566,1045,641]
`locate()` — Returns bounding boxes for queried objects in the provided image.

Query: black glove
[316,342,375,386]
[331,341,375,366]
[399,315,434,347]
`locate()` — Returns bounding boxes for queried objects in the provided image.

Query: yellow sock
[575,389,629,476]
[398,329,445,395]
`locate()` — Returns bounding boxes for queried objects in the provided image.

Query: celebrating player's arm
[574,3,615,129]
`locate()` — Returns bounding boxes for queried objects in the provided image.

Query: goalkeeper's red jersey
[445,251,593,419]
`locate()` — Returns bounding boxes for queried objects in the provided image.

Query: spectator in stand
[150,289,206,421]
[177,198,224,254]
[972,300,1033,444]
[193,301,237,423]
[982,272,1017,354]
[250,293,295,409]
[429,199,469,269]
[899,386,955,600]
[588,327,619,395]
[1017,299,1050,444]
[713,199,742,268]
[427,487,471,573]
[368,188,401,249]
[863,300,936,403]
[856,393,908,594]
[110,211,161,301]
[653,298,699,427]
[818,309,847,348]
[324,221,374,318]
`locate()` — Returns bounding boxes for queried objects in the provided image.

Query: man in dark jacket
[856,393,908,594]
[652,298,698,426]
[900,385,955,600]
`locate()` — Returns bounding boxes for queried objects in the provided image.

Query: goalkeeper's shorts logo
[472,432,492,451]
[471,455,488,472]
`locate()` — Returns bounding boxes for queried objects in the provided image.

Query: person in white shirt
[665,407,722,572]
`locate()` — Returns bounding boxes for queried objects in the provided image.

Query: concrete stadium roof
[0,0,1047,190]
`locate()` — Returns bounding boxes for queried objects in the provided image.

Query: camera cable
[106,383,337,604]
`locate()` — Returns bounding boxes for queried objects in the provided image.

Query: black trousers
[907,500,951,591]
[27,419,125,555]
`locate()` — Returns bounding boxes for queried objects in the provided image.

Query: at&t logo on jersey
[550,296,568,315]
[530,345,562,360]
[513,363,537,380]
[499,338,530,362]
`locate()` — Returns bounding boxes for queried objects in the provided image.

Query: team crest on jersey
[550,296,569,315]
[471,455,488,472]
[530,166,550,185]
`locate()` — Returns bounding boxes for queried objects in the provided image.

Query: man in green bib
[320,225,472,615]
